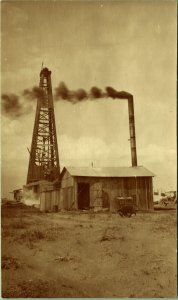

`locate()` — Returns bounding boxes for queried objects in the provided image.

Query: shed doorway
[78,183,90,210]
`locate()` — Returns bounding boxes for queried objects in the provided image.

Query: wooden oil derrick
[27,67,60,183]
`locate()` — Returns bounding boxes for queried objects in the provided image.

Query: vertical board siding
[73,179,78,209]
[45,192,51,211]
[90,181,102,207]
[60,187,74,210]
[62,188,69,209]
[60,170,74,209]
[61,170,74,188]
[136,177,153,210]
[40,189,60,211]
[59,188,64,209]
[68,187,74,208]
[40,192,45,211]
[147,177,153,209]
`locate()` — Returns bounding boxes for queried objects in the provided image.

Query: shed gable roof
[60,166,155,178]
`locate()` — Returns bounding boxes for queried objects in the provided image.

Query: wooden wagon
[115,196,137,217]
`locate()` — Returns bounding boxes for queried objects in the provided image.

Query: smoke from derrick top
[2,86,47,118]
[1,93,22,117]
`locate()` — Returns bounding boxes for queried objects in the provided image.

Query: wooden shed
[59,166,154,211]
[23,180,60,211]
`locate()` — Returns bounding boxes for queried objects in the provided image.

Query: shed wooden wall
[60,174,153,211]
[59,170,76,210]
[40,190,60,211]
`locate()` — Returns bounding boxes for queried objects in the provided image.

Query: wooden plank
[40,192,45,211]
[73,178,78,209]
[61,169,74,188]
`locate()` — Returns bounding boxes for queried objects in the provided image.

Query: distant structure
[27,67,60,184]
[12,189,23,202]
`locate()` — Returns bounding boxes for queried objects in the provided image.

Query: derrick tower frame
[27,67,60,184]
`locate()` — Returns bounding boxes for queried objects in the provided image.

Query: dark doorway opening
[78,183,90,210]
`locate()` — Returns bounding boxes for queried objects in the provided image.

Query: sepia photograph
[1,0,177,298]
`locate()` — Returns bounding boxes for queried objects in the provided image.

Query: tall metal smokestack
[128,96,137,167]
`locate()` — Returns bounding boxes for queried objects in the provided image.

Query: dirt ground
[1,204,177,298]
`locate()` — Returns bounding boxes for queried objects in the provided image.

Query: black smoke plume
[1,94,22,118]
[2,86,46,118]
[90,86,103,98]
[75,89,87,100]
[55,82,132,103]
[55,82,70,100]
[2,81,133,118]
[23,86,46,101]
[105,87,132,99]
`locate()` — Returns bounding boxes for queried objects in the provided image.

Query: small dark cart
[115,196,137,217]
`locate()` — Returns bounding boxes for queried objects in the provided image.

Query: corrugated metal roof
[63,166,155,178]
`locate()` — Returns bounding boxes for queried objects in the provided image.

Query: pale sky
[1,0,177,198]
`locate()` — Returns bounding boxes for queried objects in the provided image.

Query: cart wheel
[127,213,132,218]
[118,210,123,217]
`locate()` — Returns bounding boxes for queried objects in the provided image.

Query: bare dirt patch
[1,205,177,298]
